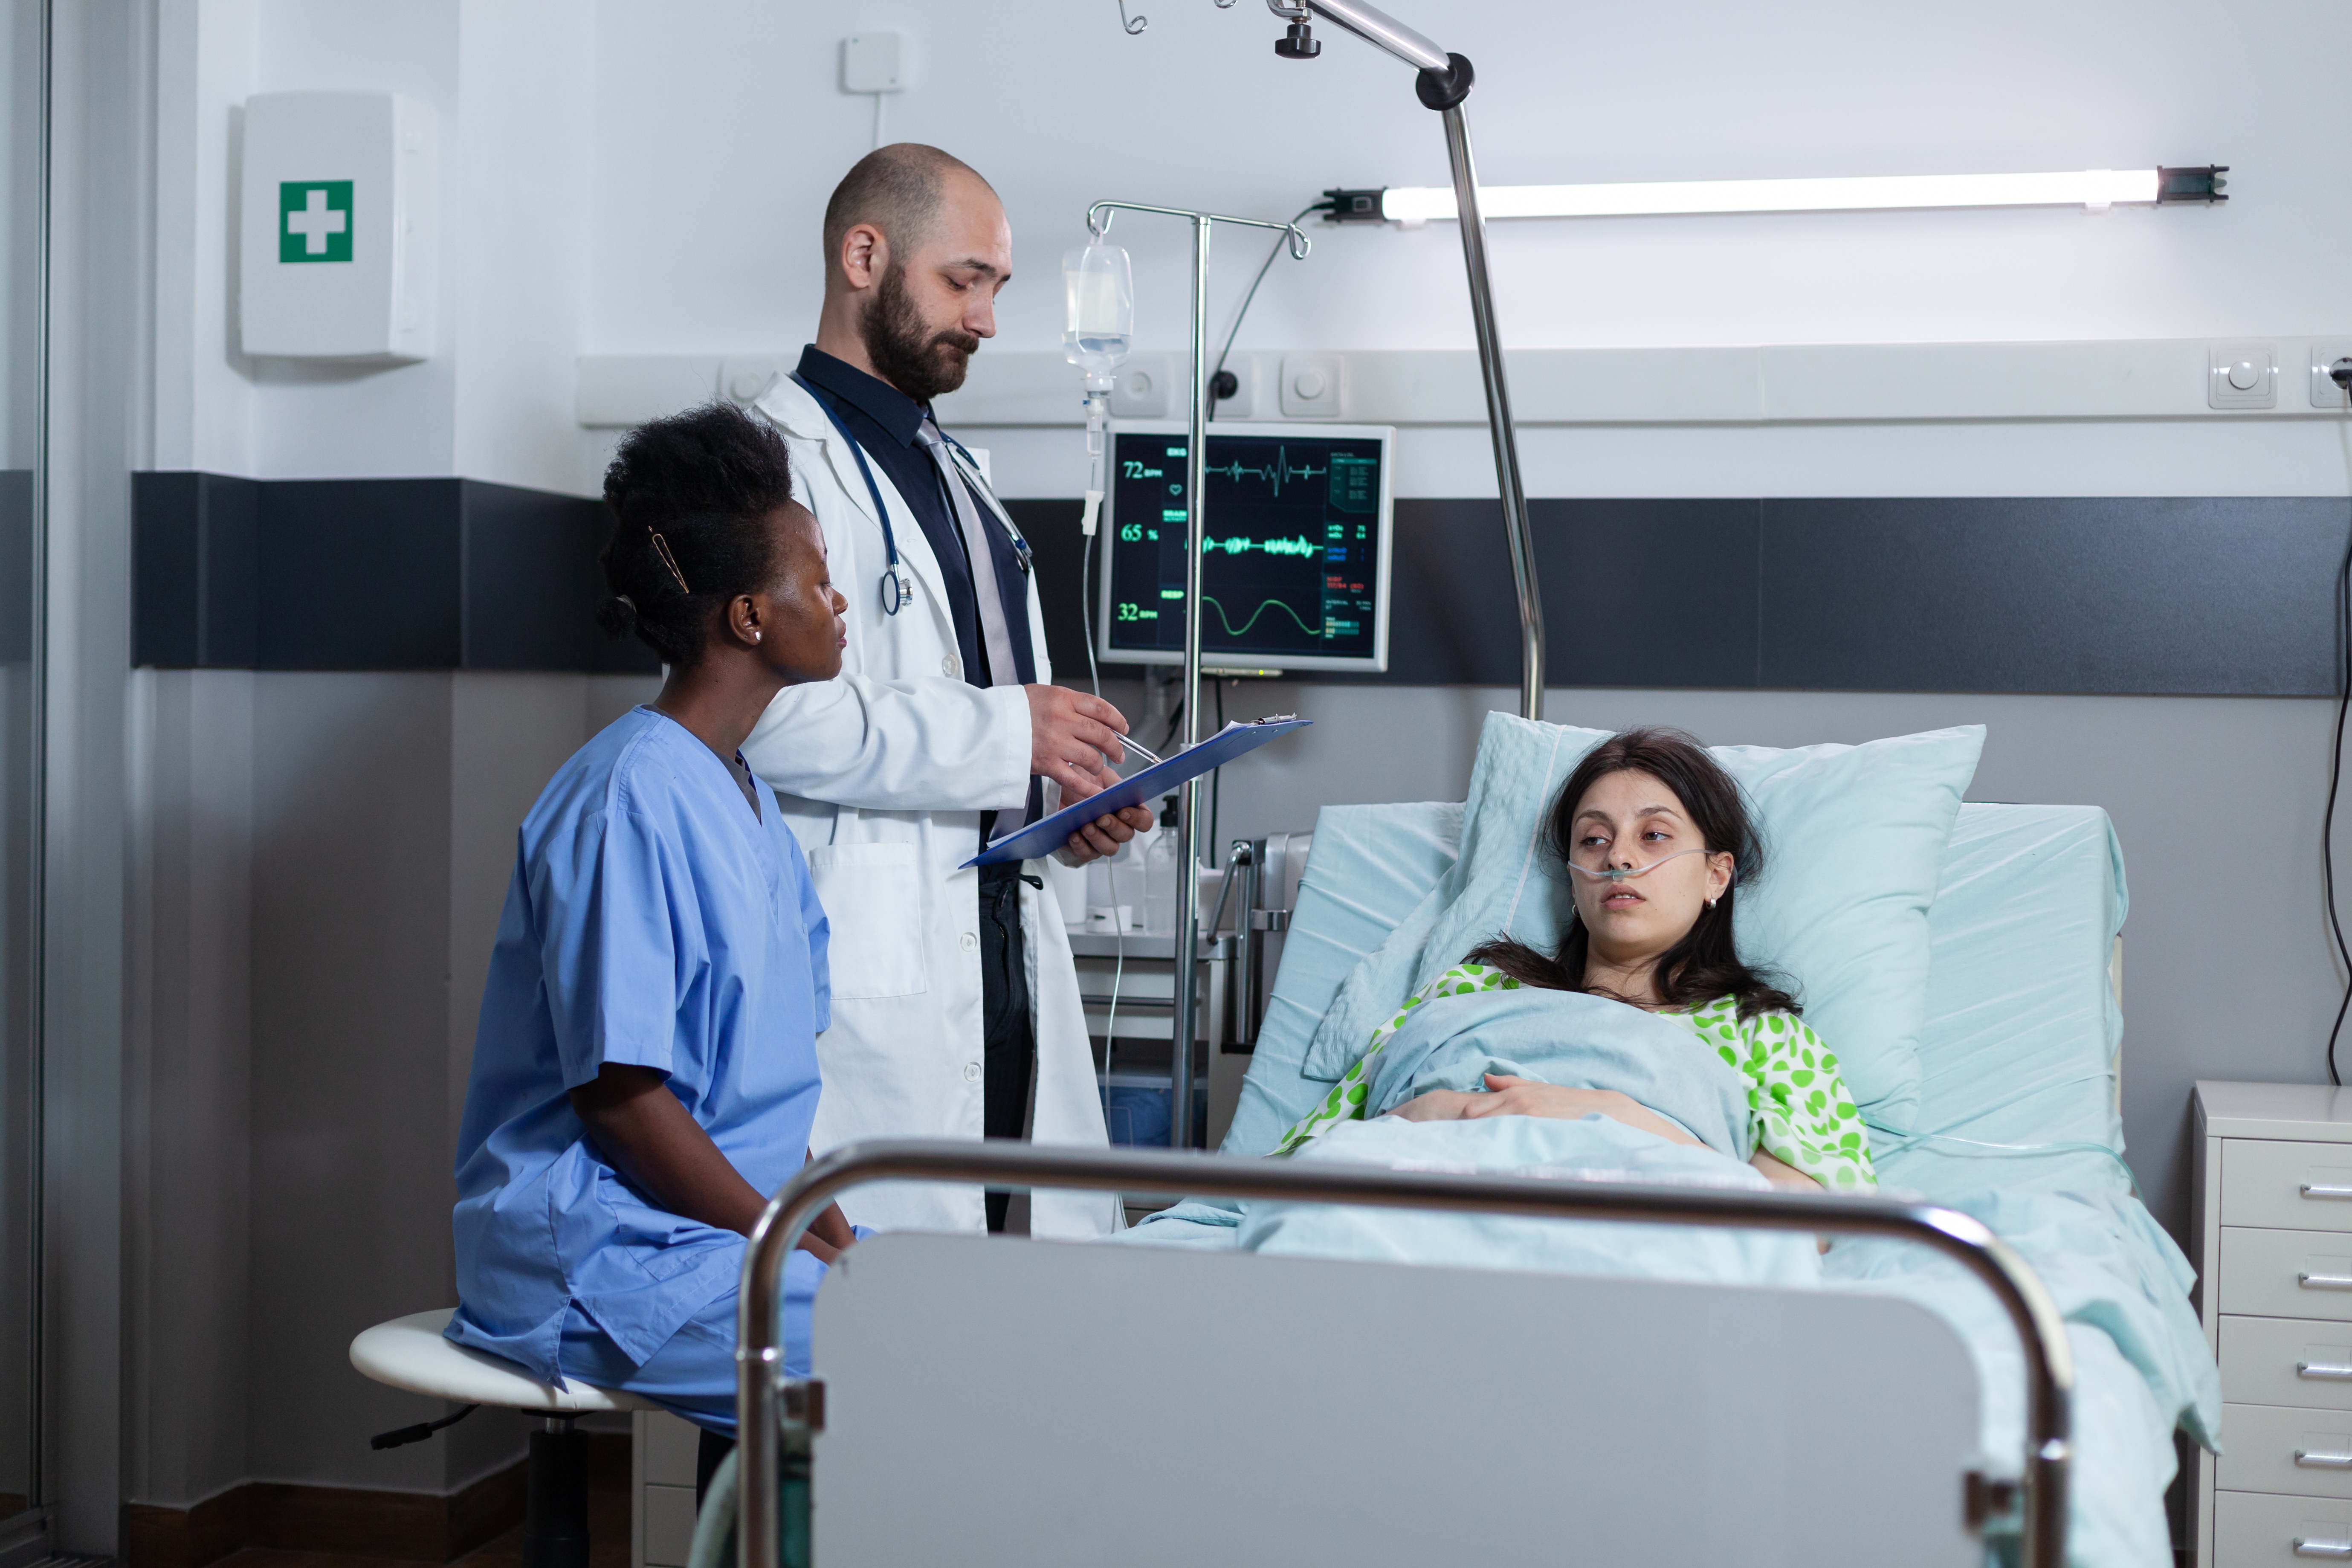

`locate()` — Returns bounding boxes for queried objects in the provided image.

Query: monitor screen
[1097,421,1393,673]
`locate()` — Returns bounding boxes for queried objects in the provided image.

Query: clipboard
[963,718,1312,867]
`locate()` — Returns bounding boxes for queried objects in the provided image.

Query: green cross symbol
[279,181,353,264]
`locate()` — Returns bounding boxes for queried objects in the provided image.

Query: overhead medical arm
[1267,0,1545,720]
[734,1139,2075,1568]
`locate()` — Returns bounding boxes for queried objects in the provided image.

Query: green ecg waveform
[1205,448,1328,496]
[1203,535,1316,558]
[1202,595,1323,640]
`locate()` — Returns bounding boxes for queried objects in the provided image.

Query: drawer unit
[2215,1489,2352,1563]
[2218,1402,2352,1500]
[2222,1316,2352,1410]
[2193,1086,2352,1567]
[2221,1228,2352,1322]
[2225,1139,2352,1232]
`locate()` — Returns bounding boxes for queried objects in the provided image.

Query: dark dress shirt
[792,346,1037,689]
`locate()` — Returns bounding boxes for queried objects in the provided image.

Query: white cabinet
[2193,1082,2352,1564]
[632,1408,703,1568]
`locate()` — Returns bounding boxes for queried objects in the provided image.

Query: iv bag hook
[1115,0,1148,34]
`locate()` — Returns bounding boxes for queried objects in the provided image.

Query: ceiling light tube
[1376,166,2225,224]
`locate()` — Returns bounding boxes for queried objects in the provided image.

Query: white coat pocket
[805,842,929,1000]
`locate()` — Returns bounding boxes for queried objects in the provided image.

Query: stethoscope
[789,372,1031,618]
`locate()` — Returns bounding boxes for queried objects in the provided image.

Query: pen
[1114,734,1169,769]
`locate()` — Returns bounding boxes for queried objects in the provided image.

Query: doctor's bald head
[819,145,1011,403]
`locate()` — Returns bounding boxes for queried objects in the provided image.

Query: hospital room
[9,0,2352,1563]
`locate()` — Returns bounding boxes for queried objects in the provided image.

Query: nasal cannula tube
[1562,848,1711,882]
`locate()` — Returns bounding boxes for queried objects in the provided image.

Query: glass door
[0,0,39,1534]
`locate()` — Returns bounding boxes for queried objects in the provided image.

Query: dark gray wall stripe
[134,476,2349,693]
[1022,495,2352,698]
[0,470,31,664]
[134,472,657,674]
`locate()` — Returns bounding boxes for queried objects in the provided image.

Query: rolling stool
[350,1308,659,1568]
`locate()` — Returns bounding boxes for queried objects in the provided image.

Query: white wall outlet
[2207,342,2277,410]
[2312,341,2352,410]
[842,33,904,93]
[239,91,438,361]
[1280,352,1344,418]
[1108,355,1173,419]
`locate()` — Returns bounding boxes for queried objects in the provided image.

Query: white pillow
[1297,715,1984,1126]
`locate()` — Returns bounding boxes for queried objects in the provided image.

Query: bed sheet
[1125,795,2218,1565]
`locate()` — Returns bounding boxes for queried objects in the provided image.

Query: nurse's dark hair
[1463,727,1800,1020]
[595,403,795,667]
[823,143,994,273]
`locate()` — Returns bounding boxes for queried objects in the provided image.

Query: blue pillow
[1296,714,1984,1127]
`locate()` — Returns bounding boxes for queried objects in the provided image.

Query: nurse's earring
[1706,896,1719,909]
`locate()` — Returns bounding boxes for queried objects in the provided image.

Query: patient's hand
[1385,1074,1706,1149]
[1384,1089,1485,1122]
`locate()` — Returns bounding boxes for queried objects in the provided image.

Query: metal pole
[1300,0,1448,71]
[734,1139,2074,1568]
[1168,212,1212,1149]
[1440,101,1544,721]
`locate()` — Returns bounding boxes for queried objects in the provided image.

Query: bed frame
[727,1140,2074,1568]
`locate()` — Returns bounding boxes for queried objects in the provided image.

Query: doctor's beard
[861,260,982,404]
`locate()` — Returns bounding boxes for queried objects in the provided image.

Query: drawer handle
[2304,1273,2352,1290]
[2297,1539,2352,1559]
[2301,1450,2352,1468]
[2309,1185,2352,1199]
[2304,1362,2352,1380]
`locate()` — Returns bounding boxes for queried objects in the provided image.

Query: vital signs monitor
[1096,421,1394,674]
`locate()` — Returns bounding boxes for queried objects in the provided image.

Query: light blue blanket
[1360,986,1756,1159]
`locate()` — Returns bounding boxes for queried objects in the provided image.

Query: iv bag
[1061,241,1133,379]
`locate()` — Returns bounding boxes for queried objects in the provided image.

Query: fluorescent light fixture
[1376,167,2224,223]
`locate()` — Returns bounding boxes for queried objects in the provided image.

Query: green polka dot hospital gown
[1271,963,1878,1192]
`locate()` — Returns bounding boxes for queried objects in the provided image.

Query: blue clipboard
[963,718,1312,867]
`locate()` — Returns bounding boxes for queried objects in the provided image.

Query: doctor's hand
[1025,684,1131,800]
[1059,801,1157,865]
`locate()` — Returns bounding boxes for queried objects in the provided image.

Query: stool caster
[524,1415,590,1568]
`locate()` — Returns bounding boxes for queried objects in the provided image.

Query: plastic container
[1060,239,1134,384]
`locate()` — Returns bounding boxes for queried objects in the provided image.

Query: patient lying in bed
[1270,727,1875,1195]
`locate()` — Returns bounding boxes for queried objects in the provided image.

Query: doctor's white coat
[740,374,1115,1239]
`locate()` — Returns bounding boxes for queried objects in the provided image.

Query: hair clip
[649,531,691,595]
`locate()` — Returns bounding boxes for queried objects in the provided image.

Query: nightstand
[2193,1081,2352,1564]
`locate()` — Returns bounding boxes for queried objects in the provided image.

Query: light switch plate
[1280,353,1344,418]
[842,33,904,93]
[1109,355,1173,419]
[2313,342,2352,411]
[2208,341,2277,410]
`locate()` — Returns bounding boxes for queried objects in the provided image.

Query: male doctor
[743,144,1153,1238]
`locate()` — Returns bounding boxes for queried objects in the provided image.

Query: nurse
[446,402,854,1433]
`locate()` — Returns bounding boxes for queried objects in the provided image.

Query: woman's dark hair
[1465,726,1799,1020]
[596,403,797,667]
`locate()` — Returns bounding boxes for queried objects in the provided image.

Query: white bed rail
[735,1139,2076,1568]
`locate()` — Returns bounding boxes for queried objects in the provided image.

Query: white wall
[148,0,598,492]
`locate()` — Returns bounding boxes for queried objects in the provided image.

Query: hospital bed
[718,796,2217,1568]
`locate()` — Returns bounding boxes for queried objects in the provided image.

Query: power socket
[2313,341,2352,410]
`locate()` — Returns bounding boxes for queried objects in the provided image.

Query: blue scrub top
[447,706,829,1384]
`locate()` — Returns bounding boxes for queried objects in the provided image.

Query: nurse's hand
[798,1201,855,1265]
[1060,802,1156,865]
[1026,684,1130,798]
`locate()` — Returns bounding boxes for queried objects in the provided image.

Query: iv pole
[1269,0,1546,723]
[1083,199,1309,1153]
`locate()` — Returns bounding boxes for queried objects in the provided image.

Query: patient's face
[1566,769,1735,961]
